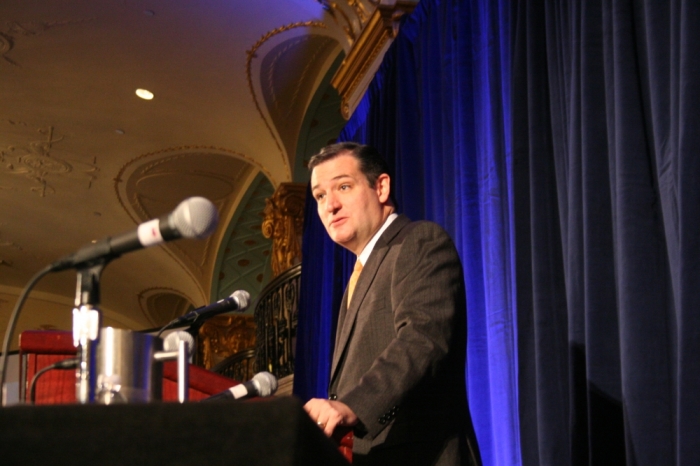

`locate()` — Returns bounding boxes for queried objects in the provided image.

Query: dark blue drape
[513,1,700,464]
[295,1,518,465]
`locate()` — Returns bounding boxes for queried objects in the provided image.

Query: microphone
[49,196,219,272]
[203,371,278,402]
[174,290,250,327]
[163,331,195,362]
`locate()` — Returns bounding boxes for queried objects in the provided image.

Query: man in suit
[304,142,480,465]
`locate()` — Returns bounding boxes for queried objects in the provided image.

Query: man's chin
[330,233,354,251]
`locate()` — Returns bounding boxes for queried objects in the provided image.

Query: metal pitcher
[94,327,189,404]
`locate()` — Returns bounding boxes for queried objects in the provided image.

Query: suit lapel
[330,215,411,382]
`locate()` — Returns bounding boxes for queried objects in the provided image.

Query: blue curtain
[294,1,518,465]
[512,1,700,464]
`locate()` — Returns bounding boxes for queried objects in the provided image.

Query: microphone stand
[72,260,108,404]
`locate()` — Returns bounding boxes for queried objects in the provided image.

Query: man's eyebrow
[311,174,353,192]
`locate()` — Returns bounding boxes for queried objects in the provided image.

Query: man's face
[310,153,391,255]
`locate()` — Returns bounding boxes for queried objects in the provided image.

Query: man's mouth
[330,217,347,228]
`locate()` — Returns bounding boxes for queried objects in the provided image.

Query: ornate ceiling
[0,0,414,348]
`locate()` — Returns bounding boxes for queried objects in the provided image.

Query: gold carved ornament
[262,183,307,278]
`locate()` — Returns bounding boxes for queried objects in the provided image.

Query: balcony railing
[254,264,300,379]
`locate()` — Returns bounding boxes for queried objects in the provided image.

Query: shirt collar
[357,213,398,265]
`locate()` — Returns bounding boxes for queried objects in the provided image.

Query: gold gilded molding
[319,0,382,43]
[319,2,357,45]
[261,183,306,277]
[331,2,416,119]
[198,315,256,370]
[245,21,326,181]
[348,0,373,25]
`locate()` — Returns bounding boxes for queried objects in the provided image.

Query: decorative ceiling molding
[0,124,99,197]
[113,145,276,213]
[113,145,274,235]
[331,1,416,119]
[264,36,332,125]
[261,34,338,160]
[245,21,327,181]
[114,147,259,302]
[0,18,96,67]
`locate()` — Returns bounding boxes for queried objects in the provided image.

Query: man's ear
[375,174,391,203]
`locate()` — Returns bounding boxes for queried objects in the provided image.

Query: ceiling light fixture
[135,88,154,100]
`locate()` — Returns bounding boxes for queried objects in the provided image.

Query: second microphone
[175,290,250,327]
[202,372,278,402]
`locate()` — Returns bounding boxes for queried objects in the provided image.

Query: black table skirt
[0,397,349,466]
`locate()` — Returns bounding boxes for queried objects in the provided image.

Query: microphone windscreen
[231,290,251,310]
[163,330,195,359]
[170,197,219,239]
[253,371,278,397]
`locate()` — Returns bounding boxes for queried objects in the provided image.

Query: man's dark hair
[309,142,398,208]
[309,142,391,188]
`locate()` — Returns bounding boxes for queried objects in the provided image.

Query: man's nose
[325,192,340,212]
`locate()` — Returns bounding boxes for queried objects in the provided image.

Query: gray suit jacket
[329,215,480,465]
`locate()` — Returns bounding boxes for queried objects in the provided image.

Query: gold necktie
[347,260,363,305]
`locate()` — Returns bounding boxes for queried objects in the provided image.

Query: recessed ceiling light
[135,88,154,100]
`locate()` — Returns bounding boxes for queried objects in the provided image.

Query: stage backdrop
[295,0,700,465]
[294,1,518,466]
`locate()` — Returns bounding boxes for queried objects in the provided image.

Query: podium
[0,397,349,465]
[15,330,353,463]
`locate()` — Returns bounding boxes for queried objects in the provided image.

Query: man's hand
[304,398,358,437]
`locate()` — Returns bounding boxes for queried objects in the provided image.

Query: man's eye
[315,193,325,201]
[340,184,350,190]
